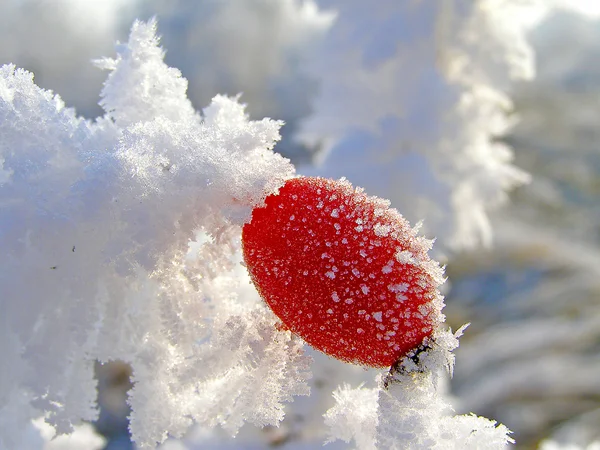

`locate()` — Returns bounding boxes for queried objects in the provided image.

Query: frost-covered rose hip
[242,176,445,367]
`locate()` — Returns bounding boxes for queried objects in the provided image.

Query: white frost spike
[325,327,511,449]
[128,307,311,445]
[0,19,305,449]
[325,384,379,450]
[95,19,197,127]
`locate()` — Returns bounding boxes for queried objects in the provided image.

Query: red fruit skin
[242,177,444,368]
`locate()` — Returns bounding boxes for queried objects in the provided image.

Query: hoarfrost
[325,327,513,449]
[301,0,535,252]
[374,223,391,237]
[325,384,379,450]
[0,20,308,449]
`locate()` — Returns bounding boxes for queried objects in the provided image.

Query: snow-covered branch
[0,20,308,449]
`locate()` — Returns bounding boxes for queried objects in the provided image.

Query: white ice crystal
[300,0,534,251]
[0,19,310,449]
[34,419,106,450]
[8,418,105,450]
[325,384,379,450]
[136,0,336,162]
[0,0,336,162]
[325,327,513,450]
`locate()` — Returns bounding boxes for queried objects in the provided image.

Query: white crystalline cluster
[0,0,593,252]
[300,0,535,251]
[325,384,379,450]
[31,419,106,450]
[0,0,336,162]
[0,19,310,449]
[325,328,513,450]
[136,0,336,161]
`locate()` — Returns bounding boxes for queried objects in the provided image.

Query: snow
[34,420,106,450]
[0,20,308,449]
[0,0,540,253]
[325,384,379,450]
[0,15,513,439]
[3,419,106,450]
[300,0,534,252]
[325,327,513,449]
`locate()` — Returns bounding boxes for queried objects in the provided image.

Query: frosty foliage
[0,0,336,162]
[135,0,336,163]
[446,8,600,446]
[300,0,534,251]
[0,20,310,449]
[324,327,513,449]
[325,384,379,450]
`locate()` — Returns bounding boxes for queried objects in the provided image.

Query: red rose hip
[242,176,445,367]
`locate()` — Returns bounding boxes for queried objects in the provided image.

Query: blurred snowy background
[2,0,600,449]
